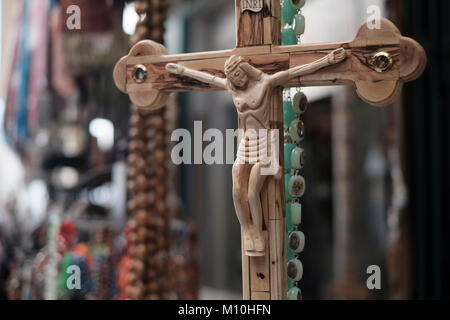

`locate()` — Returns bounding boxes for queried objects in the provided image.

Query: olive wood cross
[114,0,426,300]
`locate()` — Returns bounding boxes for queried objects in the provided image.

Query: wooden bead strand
[126,0,171,300]
[130,0,167,46]
[281,0,307,300]
[92,226,114,300]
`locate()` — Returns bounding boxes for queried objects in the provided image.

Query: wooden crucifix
[114,0,426,300]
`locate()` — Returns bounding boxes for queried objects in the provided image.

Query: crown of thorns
[225,55,244,75]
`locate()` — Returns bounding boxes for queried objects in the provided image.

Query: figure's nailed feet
[254,234,265,252]
[244,233,255,252]
[166,63,184,75]
[243,233,266,256]
[328,48,346,64]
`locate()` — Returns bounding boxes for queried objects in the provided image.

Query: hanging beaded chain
[126,0,171,300]
[281,0,307,300]
[92,226,115,300]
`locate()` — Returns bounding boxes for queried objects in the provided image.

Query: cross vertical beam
[235,0,286,300]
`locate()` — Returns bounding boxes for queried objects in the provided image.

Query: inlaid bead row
[281,0,306,301]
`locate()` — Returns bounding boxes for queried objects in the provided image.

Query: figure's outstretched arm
[166,63,227,89]
[269,48,347,87]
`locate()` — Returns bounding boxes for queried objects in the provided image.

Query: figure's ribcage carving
[237,130,275,164]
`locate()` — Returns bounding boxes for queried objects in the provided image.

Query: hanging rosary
[281,0,307,300]
[126,0,171,300]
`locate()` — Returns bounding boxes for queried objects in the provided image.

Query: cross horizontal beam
[114,19,426,108]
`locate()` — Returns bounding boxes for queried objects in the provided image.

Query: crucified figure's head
[225,56,249,89]
[225,55,262,90]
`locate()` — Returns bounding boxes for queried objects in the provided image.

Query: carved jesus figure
[166,48,346,256]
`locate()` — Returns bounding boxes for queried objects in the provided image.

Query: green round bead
[287,286,302,300]
[290,202,302,225]
[289,119,305,143]
[283,100,297,125]
[293,13,306,36]
[282,26,298,45]
[289,231,305,253]
[281,0,296,25]
[285,174,293,201]
[288,175,306,198]
[291,146,305,169]
[290,0,306,9]
[284,143,296,170]
[292,91,308,114]
[287,258,303,282]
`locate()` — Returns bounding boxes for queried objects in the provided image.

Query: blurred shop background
[0,0,449,300]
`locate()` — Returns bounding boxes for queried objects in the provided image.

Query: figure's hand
[328,48,346,65]
[166,63,184,75]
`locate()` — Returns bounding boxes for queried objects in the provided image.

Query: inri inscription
[241,0,263,13]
